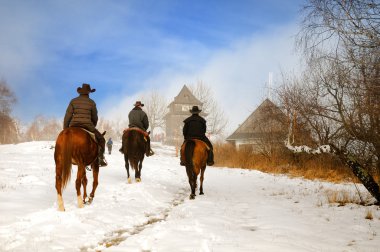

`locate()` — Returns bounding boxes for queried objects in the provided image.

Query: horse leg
[200,166,206,195]
[131,160,139,182]
[75,165,85,208]
[136,160,142,182]
[189,177,196,200]
[192,174,198,198]
[186,167,196,200]
[124,154,132,183]
[89,164,99,203]
[82,172,88,203]
[55,162,65,211]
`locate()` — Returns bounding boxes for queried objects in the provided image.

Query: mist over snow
[0,141,379,251]
[102,23,302,135]
[1,0,303,132]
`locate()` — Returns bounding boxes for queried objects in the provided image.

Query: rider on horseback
[181,105,214,166]
[119,101,154,156]
[63,83,108,167]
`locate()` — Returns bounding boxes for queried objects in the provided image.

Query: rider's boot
[145,139,154,157]
[207,149,214,166]
[98,147,108,167]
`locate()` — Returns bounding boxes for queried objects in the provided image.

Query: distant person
[181,105,214,166]
[107,137,113,155]
[63,83,107,166]
[119,101,154,156]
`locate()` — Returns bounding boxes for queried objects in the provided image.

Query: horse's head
[99,131,106,149]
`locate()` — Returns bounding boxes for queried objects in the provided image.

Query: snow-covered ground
[0,141,379,252]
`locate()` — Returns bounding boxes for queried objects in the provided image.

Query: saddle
[80,128,97,143]
[184,138,210,151]
[123,127,150,141]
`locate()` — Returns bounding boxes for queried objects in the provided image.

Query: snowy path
[0,141,379,252]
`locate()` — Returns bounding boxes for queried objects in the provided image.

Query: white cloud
[103,23,302,135]
[0,1,303,128]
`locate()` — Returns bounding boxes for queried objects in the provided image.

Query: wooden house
[226,99,287,151]
[164,85,204,145]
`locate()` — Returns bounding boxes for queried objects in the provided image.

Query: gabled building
[164,85,204,145]
[226,99,287,151]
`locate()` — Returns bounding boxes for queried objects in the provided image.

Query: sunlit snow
[0,141,379,251]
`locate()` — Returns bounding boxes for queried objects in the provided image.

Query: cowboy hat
[77,83,96,94]
[134,101,144,107]
[190,105,202,114]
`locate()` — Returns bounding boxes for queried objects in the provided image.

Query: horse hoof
[200,192,204,195]
[58,207,65,212]
[189,194,195,200]
[136,178,141,183]
[84,197,93,205]
[128,178,132,184]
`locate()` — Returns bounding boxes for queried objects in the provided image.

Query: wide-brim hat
[190,105,201,114]
[134,101,144,107]
[77,83,96,94]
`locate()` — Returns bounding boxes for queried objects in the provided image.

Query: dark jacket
[107,138,113,146]
[183,114,207,139]
[128,107,149,131]
[63,94,98,132]
[183,114,213,148]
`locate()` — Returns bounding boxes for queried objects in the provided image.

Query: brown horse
[180,139,209,199]
[121,128,148,183]
[54,127,106,211]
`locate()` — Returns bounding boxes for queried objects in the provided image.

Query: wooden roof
[226,99,287,141]
[167,85,202,107]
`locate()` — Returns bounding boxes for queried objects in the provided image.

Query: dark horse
[54,127,106,211]
[180,139,209,199]
[121,128,148,183]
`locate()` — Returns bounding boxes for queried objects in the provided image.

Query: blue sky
[0,0,305,134]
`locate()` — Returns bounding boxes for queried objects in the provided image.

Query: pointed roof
[226,99,286,141]
[168,85,202,106]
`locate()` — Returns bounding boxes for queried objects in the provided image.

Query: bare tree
[97,117,119,140]
[190,81,228,137]
[280,0,380,201]
[0,80,19,144]
[142,90,168,137]
[24,115,61,141]
[252,102,289,158]
[276,71,342,147]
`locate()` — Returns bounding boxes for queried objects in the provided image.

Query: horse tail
[185,140,196,180]
[61,131,73,190]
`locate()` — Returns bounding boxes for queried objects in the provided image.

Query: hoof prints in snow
[81,189,187,251]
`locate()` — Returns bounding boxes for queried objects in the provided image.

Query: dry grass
[214,143,358,183]
[324,189,361,206]
[214,143,380,206]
